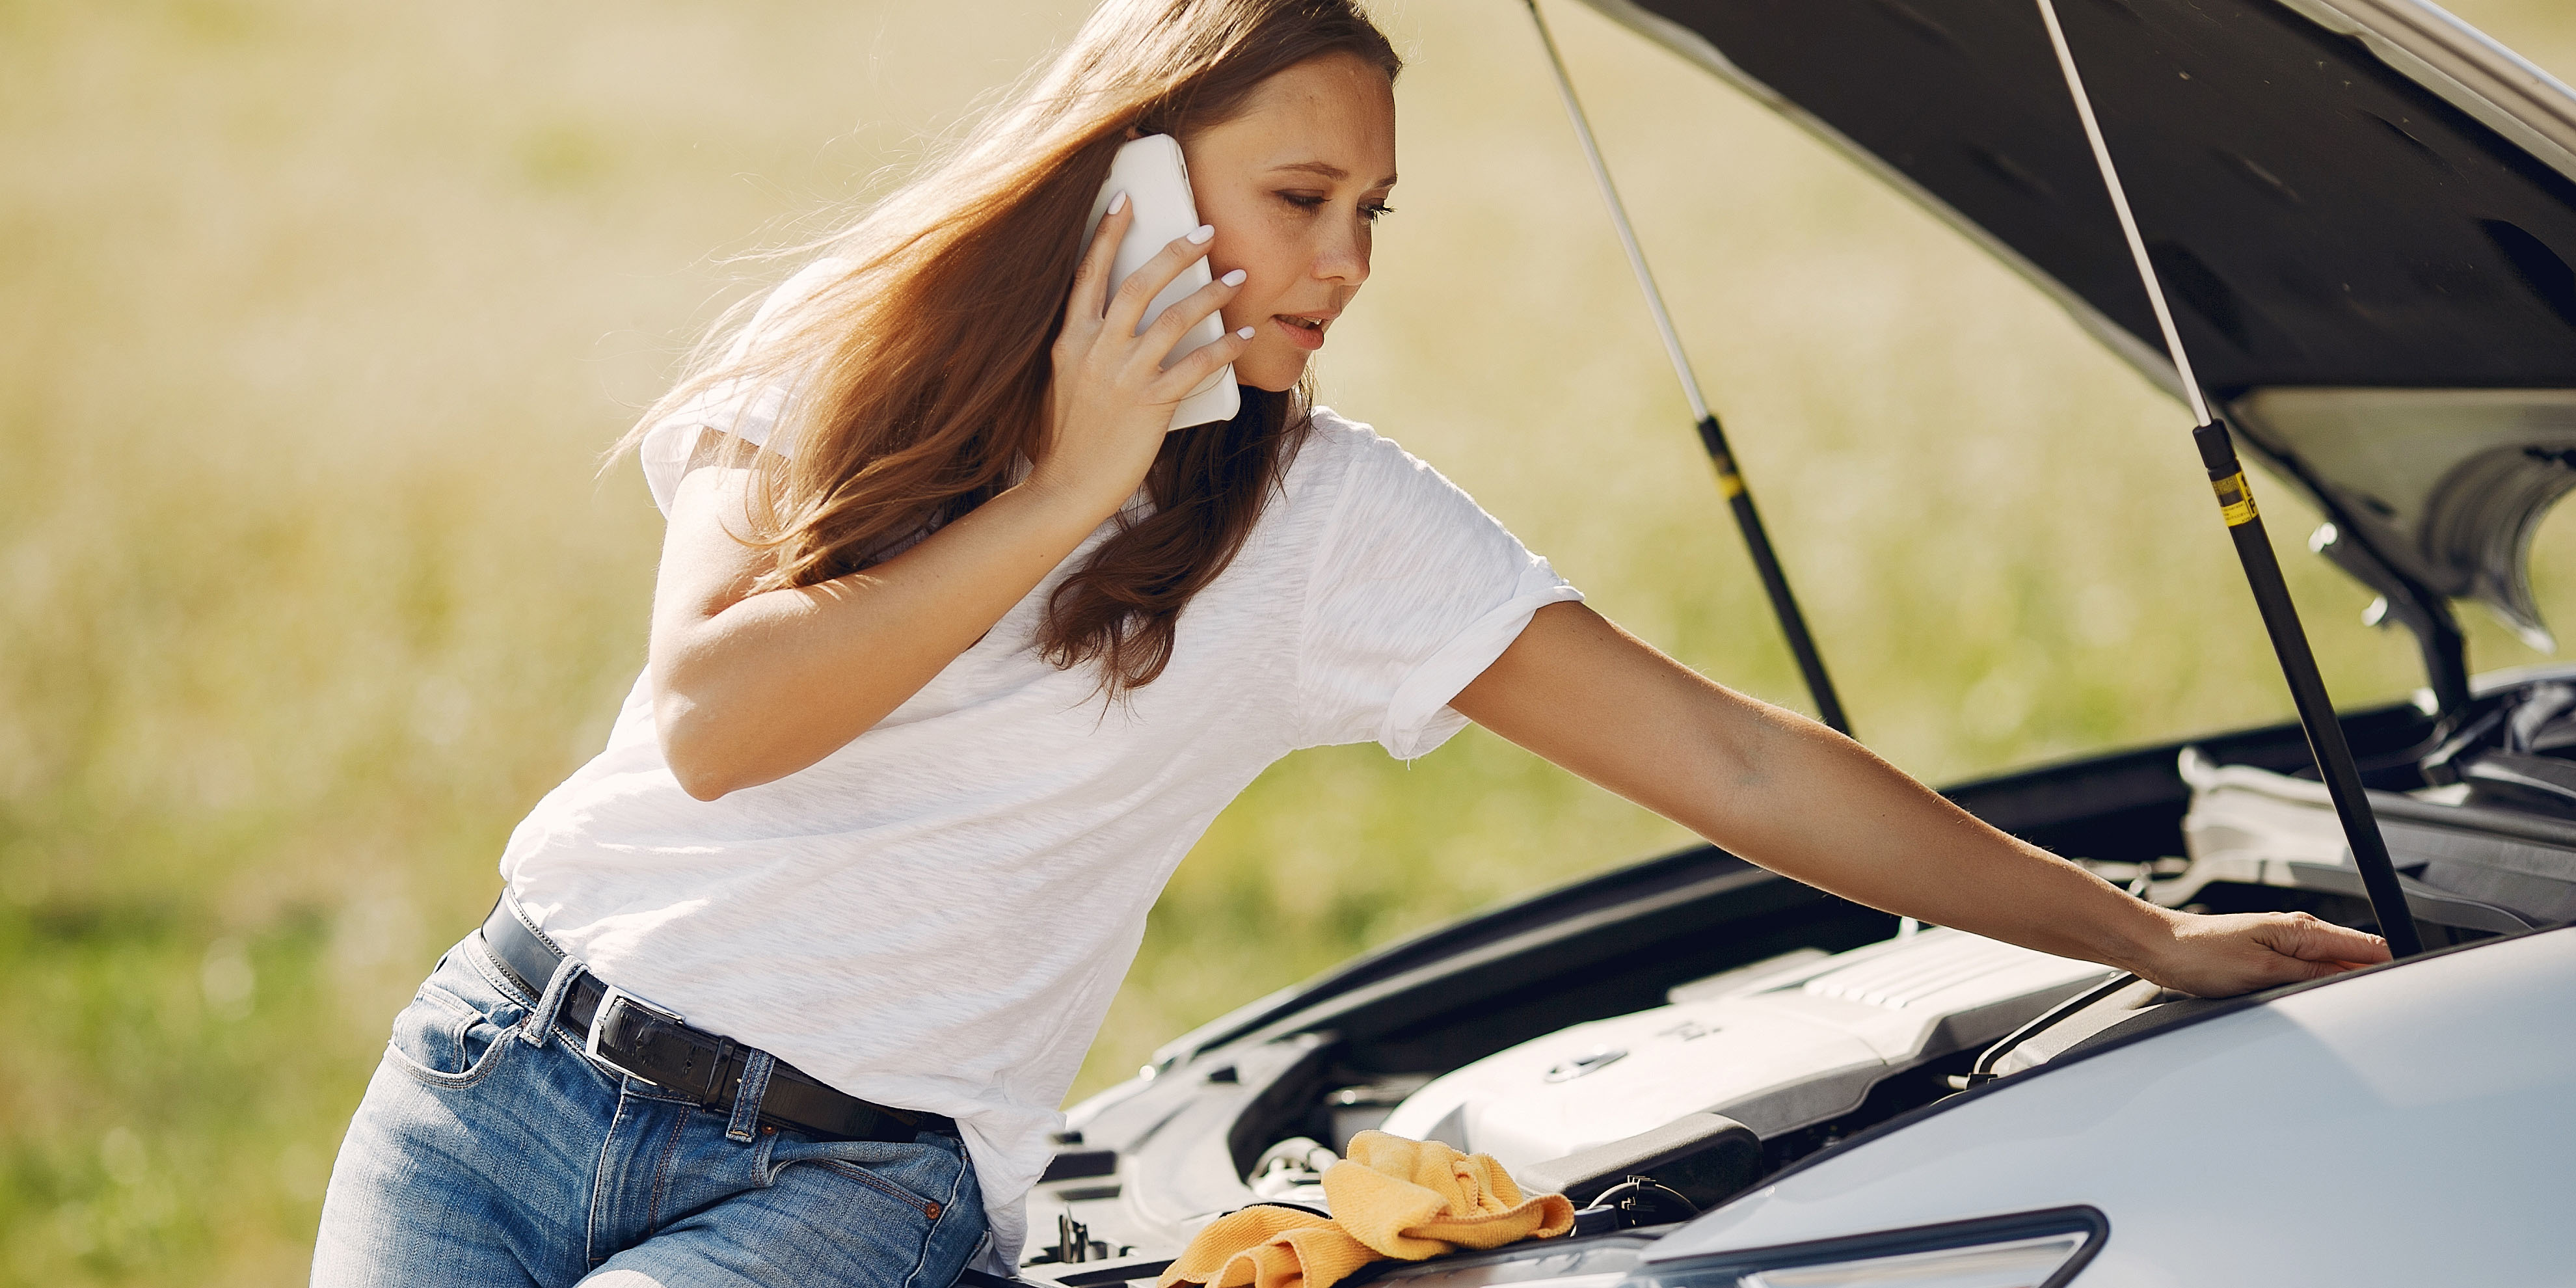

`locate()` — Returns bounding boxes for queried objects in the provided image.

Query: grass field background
[4,0,2573,1280]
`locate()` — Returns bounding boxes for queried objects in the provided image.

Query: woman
[312,1,2389,1284]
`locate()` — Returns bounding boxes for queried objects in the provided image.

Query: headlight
[1628,1207,2104,1288]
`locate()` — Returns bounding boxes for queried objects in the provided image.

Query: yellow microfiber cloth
[1156,1131,1577,1288]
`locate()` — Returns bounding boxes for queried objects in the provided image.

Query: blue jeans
[312,933,988,1287]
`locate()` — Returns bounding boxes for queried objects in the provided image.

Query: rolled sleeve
[636,257,848,515]
[1295,422,1582,758]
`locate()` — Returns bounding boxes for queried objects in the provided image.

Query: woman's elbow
[653,692,747,802]
[662,738,742,803]
[667,757,738,803]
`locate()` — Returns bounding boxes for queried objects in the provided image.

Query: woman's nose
[1313,222,1371,288]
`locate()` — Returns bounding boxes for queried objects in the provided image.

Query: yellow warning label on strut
[1706,446,1747,500]
[2212,472,2259,526]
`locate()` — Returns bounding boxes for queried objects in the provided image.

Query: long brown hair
[628,0,1401,695]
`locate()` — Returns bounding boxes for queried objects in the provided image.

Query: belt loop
[726,1050,776,1144]
[522,954,581,1047]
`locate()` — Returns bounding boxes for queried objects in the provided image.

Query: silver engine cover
[1380,928,2113,1172]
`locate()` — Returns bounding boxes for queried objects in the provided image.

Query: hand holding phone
[1081,135,1241,432]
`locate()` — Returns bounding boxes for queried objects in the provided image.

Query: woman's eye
[1273,191,1393,221]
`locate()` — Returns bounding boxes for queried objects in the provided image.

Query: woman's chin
[1234,353,1308,394]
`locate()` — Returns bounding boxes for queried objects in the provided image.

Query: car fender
[1640,928,2576,1284]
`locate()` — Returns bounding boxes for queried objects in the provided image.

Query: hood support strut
[1523,0,1851,738]
[2035,0,2422,955]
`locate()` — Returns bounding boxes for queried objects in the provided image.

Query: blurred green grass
[3,0,2573,1280]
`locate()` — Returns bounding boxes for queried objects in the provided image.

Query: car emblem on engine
[1543,1046,1627,1082]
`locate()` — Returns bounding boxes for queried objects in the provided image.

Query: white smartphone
[1083,135,1241,432]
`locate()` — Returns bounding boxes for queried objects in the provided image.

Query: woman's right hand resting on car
[646,198,1254,800]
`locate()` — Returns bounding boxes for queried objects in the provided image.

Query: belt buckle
[585,984,687,1088]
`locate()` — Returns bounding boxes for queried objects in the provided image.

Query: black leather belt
[477,894,952,1145]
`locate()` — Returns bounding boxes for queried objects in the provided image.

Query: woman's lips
[1271,314,1328,351]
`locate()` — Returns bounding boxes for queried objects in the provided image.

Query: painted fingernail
[1187,224,1214,245]
[1107,191,1128,214]
[1237,326,1255,340]
[1220,269,1246,287]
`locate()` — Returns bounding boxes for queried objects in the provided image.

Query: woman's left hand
[2134,908,2390,997]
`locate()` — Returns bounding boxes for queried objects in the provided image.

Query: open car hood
[1579,0,2576,661]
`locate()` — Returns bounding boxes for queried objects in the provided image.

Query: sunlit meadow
[3,0,2571,1280]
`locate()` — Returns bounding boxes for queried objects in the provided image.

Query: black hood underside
[1613,0,2576,387]
[1583,0,2576,665]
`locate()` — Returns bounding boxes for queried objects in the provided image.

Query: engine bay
[1017,677,2576,1285]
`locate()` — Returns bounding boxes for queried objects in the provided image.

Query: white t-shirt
[501,266,1581,1265]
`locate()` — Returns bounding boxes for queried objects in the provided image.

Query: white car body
[1643,928,2576,1285]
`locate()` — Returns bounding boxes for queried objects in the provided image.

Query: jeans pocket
[821,1160,945,1220]
[770,1138,959,1224]
[383,956,519,1090]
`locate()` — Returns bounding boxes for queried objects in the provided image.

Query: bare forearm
[1456,604,2170,974]
[1460,604,2392,995]
[652,474,1113,797]
[1646,691,2172,974]
[651,209,1252,799]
